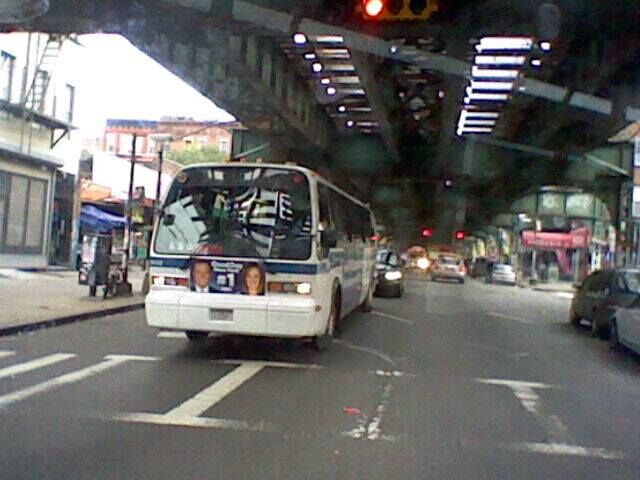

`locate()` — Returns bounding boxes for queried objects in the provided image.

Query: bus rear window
[154,167,312,260]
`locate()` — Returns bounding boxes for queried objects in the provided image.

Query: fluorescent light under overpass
[457,127,493,134]
[465,92,509,101]
[475,55,526,66]
[470,80,514,91]
[314,35,344,43]
[472,67,520,79]
[463,119,497,126]
[476,37,533,52]
[461,110,500,118]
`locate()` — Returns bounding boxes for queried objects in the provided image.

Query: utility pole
[121,133,137,293]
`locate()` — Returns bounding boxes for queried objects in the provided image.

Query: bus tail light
[152,275,189,288]
[268,282,312,295]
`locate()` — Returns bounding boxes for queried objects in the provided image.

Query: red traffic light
[421,228,432,238]
[455,230,466,240]
[363,0,384,18]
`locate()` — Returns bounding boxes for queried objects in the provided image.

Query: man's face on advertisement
[193,262,212,289]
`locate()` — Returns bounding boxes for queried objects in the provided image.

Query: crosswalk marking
[0,350,16,359]
[0,353,76,380]
[0,354,159,409]
[167,363,265,418]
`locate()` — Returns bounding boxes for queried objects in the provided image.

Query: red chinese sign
[521,228,590,250]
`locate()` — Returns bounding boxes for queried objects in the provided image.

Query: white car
[610,297,640,354]
[487,264,517,285]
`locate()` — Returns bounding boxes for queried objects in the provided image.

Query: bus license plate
[210,309,233,321]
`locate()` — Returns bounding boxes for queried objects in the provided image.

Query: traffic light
[455,230,466,241]
[421,228,432,238]
[357,0,439,21]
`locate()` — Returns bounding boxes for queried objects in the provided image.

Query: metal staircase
[24,34,68,112]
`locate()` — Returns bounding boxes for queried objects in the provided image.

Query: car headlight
[417,258,429,270]
[384,271,403,281]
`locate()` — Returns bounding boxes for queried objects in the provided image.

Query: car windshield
[154,167,311,260]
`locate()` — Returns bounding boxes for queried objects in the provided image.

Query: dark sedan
[374,249,405,298]
[570,268,640,339]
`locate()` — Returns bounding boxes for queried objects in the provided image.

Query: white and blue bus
[145,163,377,349]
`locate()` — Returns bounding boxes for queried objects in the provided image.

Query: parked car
[374,249,405,298]
[486,264,517,286]
[431,254,466,284]
[470,257,489,279]
[610,296,640,354]
[570,269,640,339]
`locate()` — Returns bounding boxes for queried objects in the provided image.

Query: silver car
[487,264,517,286]
[431,254,466,284]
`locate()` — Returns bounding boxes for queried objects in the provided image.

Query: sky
[74,34,235,139]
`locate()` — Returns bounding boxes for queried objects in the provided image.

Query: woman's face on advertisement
[245,267,261,293]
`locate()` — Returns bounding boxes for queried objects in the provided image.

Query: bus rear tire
[312,289,340,351]
[186,330,208,342]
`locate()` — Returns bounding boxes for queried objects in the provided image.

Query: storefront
[0,153,57,269]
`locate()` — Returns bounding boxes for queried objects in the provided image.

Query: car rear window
[494,265,513,273]
[439,256,461,265]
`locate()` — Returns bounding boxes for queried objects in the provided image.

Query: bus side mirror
[162,214,175,226]
[321,230,338,249]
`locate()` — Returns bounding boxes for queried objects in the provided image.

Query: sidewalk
[517,279,576,295]
[0,266,146,335]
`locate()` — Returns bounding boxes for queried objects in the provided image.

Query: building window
[0,171,48,255]
[64,84,75,123]
[119,133,133,155]
[219,139,229,153]
[105,132,116,153]
[0,51,15,102]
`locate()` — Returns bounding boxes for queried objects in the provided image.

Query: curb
[532,288,575,294]
[0,302,145,337]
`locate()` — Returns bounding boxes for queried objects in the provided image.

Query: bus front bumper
[145,290,324,338]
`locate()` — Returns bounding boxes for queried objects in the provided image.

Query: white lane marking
[166,363,265,418]
[373,369,413,377]
[0,353,76,380]
[157,331,186,339]
[554,292,574,299]
[367,383,392,440]
[370,310,414,325]
[0,354,159,409]
[215,359,322,370]
[343,381,398,442]
[486,312,534,324]
[0,350,16,359]
[109,412,274,432]
[477,379,552,415]
[510,442,625,460]
[104,354,162,362]
[333,339,397,367]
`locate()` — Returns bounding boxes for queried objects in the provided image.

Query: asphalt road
[1,276,640,479]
